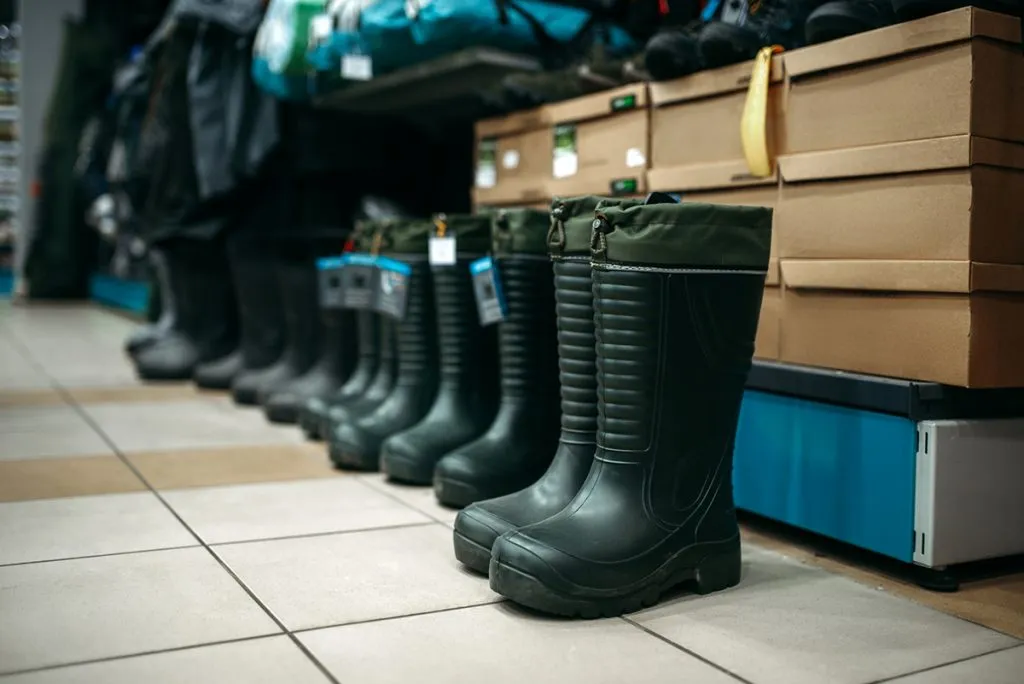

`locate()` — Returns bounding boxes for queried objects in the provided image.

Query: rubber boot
[488,200,773,618]
[453,197,627,573]
[433,209,560,508]
[229,235,289,404]
[325,314,397,458]
[194,349,244,390]
[331,219,440,471]
[301,223,380,439]
[133,238,239,381]
[891,0,1023,21]
[124,249,176,356]
[301,310,377,440]
[264,307,352,424]
[699,0,826,70]
[380,214,500,485]
[235,241,322,406]
[805,0,895,44]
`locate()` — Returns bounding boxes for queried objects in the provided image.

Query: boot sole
[453,531,492,575]
[433,477,481,509]
[381,455,434,486]
[265,405,299,424]
[489,546,741,619]
[329,443,380,472]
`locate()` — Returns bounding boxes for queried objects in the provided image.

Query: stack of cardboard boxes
[471,6,1024,388]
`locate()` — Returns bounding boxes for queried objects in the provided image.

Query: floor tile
[359,474,458,525]
[0,389,65,409]
[632,546,1019,684]
[66,384,211,405]
[0,456,145,503]
[166,478,431,545]
[0,406,112,461]
[129,444,341,491]
[885,645,1024,684]
[0,636,331,684]
[0,338,50,392]
[743,525,1024,639]
[301,602,738,684]
[0,547,280,673]
[82,399,304,453]
[0,492,195,565]
[216,524,499,631]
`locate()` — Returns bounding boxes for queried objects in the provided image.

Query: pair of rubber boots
[453,196,773,619]
[229,237,355,425]
[126,238,239,382]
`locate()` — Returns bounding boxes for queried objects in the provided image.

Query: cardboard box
[780,260,1024,387]
[470,194,551,213]
[649,162,781,286]
[543,83,649,197]
[474,108,551,205]
[649,58,785,177]
[755,286,781,360]
[782,7,1024,155]
[778,135,1024,262]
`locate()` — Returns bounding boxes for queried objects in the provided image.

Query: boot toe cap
[134,338,198,381]
[330,423,382,471]
[454,505,515,553]
[380,435,433,485]
[264,393,300,424]
[490,531,573,595]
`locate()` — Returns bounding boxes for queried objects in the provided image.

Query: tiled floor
[1,303,1022,683]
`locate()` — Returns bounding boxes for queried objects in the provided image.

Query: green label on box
[553,125,578,179]
[476,138,497,189]
[610,178,638,195]
[610,93,637,112]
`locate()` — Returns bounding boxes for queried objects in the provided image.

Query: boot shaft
[161,237,237,343]
[430,214,497,389]
[590,201,771,529]
[491,209,559,399]
[548,196,646,443]
[228,233,286,367]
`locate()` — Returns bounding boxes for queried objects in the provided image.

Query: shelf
[747,360,1024,421]
[315,47,542,121]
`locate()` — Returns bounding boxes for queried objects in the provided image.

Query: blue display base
[89,274,150,315]
[734,390,917,563]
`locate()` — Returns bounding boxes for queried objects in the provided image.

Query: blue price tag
[470,256,508,326]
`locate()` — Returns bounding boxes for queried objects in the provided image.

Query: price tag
[553,124,578,179]
[429,237,457,266]
[340,253,379,310]
[375,257,412,320]
[475,138,497,189]
[341,53,373,81]
[317,256,346,309]
[470,256,507,326]
[502,149,520,169]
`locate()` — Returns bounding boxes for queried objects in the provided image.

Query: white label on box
[429,236,457,266]
[553,151,578,179]
[626,148,646,168]
[341,54,373,81]
[502,150,520,169]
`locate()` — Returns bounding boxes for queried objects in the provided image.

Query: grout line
[48,382,343,684]
[867,642,1024,684]
[291,598,507,636]
[0,544,201,569]
[621,616,754,684]
[349,474,459,526]
[0,633,278,678]
[208,520,438,548]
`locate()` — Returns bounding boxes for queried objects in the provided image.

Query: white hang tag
[310,14,332,42]
[429,236,457,266]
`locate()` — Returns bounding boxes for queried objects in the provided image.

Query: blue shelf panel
[734,390,918,562]
[89,274,149,315]
[0,268,12,297]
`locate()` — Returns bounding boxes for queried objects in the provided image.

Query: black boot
[301,310,378,440]
[331,220,440,471]
[194,350,244,390]
[433,209,560,508]
[890,0,1022,21]
[643,0,715,81]
[381,214,499,485]
[133,238,238,381]
[454,198,623,573]
[229,235,289,404]
[805,0,895,44]
[264,308,352,424]
[699,0,826,70]
[235,241,322,406]
[489,201,773,618]
[124,249,176,356]
[325,314,397,459]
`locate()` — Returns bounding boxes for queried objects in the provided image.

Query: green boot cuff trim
[433,213,492,254]
[379,219,434,256]
[491,208,550,257]
[549,196,647,256]
[592,203,772,270]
